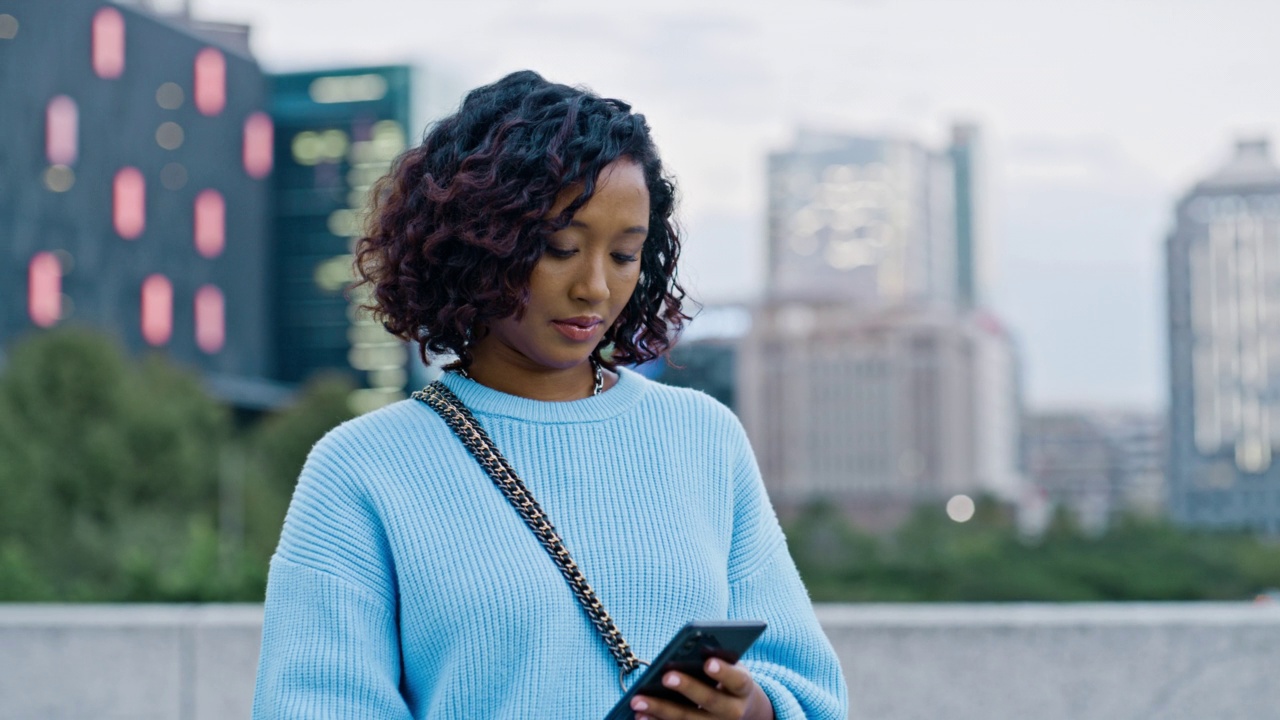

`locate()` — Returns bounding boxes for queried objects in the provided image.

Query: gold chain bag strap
[412,381,648,690]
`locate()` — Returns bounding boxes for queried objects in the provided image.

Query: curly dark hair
[354,70,689,371]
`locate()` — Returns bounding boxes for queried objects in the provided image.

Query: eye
[544,246,576,259]
[612,252,640,264]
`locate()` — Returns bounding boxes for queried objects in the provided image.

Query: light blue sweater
[253,367,848,719]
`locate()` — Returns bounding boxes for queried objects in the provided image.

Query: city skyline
[77,0,1280,411]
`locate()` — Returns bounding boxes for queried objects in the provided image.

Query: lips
[551,316,603,343]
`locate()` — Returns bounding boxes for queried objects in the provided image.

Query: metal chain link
[412,381,645,683]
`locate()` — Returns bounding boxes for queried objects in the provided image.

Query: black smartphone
[602,620,767,720]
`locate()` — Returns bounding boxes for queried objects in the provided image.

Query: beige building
[742,128,1024,524]
[738,304,1021,517]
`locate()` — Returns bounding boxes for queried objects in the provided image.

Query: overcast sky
[186,0,1280,411]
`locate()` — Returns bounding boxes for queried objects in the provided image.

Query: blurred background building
[0,0,280,407]
[764,130,957,307]
[648,304,752,411]
[1024,411,1166,534]
[739,126,1024,528]
[949,123,983,312]
[268,66,413,414]
[0,0,413,413]
[1167,137,1280,533]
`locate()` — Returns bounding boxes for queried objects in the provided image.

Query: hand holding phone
[603,620,766,720]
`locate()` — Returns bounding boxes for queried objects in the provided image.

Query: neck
[461,353,602,401]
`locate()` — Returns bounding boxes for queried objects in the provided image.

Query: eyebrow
[569,219,648,235]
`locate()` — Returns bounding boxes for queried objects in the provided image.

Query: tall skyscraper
[1167,137,1280,533]
[744,126,1022,522]
[765,130,956,307]
[268,66,413,413]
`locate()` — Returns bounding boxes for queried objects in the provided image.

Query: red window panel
[194,285,225,353]
[46,96,78,165]
[243,112,273,179]
[193,47,226,116]
[193,189,225,258]
[113,167,145,239]
[28,252,61,327]
[140,274,172,346]
[91,7,125,79]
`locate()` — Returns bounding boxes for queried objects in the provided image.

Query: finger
[655,671,746,719]
[704,658,755,698]
[629,691,713,720]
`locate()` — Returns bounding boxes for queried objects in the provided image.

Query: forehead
[549,158,649,220]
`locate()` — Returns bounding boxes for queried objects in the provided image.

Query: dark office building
[0,0,275,400]
[269,65,414,412]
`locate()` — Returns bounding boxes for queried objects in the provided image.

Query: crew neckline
[435,365,649,424]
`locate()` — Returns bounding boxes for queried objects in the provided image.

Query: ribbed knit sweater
[252,367,848,719]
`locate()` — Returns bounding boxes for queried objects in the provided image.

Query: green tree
[783,496,1280,603]
[0,328,230,600]
[240,373,357,583]
[0,329,358,601]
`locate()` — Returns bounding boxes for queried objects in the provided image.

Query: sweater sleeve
[252,436,413,720]
[725,426,849,720]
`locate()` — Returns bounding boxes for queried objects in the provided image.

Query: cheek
[610,269,642,306]
[524,264,565,304]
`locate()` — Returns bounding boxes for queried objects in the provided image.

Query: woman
[253,70,847,720]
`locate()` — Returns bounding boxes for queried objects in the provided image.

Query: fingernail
[708,659,722,673]
[664,672,680,687]
[631,698,648,711]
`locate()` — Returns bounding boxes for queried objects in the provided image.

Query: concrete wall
[3,603,1279,719]
[0,605,262,720]
[816,603,1280,720]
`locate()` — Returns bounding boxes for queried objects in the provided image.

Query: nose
[571,253,610,305]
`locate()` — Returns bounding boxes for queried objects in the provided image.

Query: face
[473,158,650,374]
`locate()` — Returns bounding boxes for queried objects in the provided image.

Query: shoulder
[622,368,749,446]
[301,397,443,482]
[625,367,729,415]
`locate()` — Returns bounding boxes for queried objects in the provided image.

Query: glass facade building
[1167,138,1280,532]
[1,2,419,411]
[0,0,274,398]
[268,66,414,413]
[765,130,956,307]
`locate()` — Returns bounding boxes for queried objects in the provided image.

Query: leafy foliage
[785,498,1280,602]
[6,328,1280,603]
[0,329,355,601]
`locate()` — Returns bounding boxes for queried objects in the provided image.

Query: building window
[243,112,273,179]
[113,167,145,239]
[194,285,225,353]
[46,96,78,165]
[140,274,172,346]
[91,7,125,79]
[28,252,61,327]
[194,189,225,258]
[193,47,226,116]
